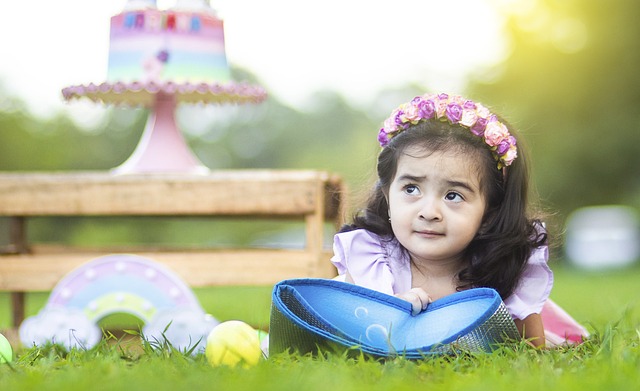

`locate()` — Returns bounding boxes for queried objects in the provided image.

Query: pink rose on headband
[383,113,398,133]
[434,94,448,118]
[484,121,510,146]
[502,145,518,166]
[475,103,491,119]
[451,95,466,106]
[460,108,484,128]
[421,93,437,103]
[403,102,422,124]
[383,108,404,133]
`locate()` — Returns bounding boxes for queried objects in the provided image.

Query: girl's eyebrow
[396,174,425,182]
[396,174,478,193]
[447,180,476,193]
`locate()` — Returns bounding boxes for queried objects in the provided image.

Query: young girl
[331,93,587,347]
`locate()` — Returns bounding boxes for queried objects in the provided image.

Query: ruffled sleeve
[330,229,411,295]
[503,244,554,320]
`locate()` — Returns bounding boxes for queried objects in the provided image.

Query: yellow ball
[205,321,262,368]
[0,333,12,364]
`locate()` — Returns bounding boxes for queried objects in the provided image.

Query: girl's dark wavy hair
[344,119,546,299]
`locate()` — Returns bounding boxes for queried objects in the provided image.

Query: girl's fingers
[409,292,422,316]
[410,288,432,312]
[397,288,432,315]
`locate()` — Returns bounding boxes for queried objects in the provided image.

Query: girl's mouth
[415,230,444,237]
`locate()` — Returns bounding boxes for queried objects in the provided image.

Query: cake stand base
[112,93,209,175]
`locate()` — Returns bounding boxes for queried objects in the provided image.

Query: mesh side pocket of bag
[423,302,520,355]
[269,284,356,355]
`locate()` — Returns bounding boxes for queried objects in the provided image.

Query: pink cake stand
[62,81,267,174]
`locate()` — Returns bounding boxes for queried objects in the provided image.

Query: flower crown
[377,93,518,169]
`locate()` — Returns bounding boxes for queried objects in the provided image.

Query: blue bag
[269,278,519,358]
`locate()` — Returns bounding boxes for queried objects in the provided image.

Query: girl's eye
[445,192,463,203]
[404,185,420,195]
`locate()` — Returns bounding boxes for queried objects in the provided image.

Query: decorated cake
[61,0,267,173]
[107,0,230,84]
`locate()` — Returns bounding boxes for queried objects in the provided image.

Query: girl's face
[387,146,487,267]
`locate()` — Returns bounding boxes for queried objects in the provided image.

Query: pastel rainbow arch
[47,254,202,322]
[20,254,218,352]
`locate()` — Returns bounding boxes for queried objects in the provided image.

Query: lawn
[1,263,639,390]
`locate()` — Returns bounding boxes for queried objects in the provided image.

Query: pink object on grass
[541,299,589,346]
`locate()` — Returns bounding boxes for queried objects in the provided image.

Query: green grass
[1,264,639,390]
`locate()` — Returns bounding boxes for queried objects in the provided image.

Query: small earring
[388,217,391,222]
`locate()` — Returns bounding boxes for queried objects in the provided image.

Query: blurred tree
[469,0,640,222]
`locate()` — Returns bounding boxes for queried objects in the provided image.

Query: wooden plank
[0,249,337,291]
[0,170,343,217]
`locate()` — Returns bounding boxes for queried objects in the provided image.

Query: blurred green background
[1,0,640,326]
[2,0,639,227]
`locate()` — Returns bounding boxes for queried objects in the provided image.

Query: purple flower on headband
[501,136,517,153]
[446,102,463,124]
[394,110,405,127]
[463,100,476,110]
[496,139,511,155]
[378,128,390,147]
[417,99,435,119]
[470,117,488,136]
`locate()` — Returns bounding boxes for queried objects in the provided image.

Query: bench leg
[11,292,25,328]
[8,217,27,328]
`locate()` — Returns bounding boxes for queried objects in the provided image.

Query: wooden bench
[0,170,345,327]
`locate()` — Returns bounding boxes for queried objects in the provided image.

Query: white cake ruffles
[62,80,267,107]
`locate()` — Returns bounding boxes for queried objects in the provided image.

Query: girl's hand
[395,288,432,316]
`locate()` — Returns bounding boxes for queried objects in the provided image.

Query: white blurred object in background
[564,205,640,270]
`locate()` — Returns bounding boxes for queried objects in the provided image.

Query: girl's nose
[418,198,442,221]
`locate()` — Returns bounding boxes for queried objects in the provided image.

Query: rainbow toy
[19,254,218,352]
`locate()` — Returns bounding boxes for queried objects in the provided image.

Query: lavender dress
[331,229,586,345]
